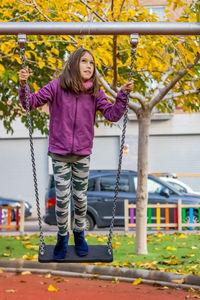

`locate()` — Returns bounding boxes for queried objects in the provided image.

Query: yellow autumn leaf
[13,55,22,64]
[155,232,165,237]
[22,254,38,261]
[54,277,64,282]
[166,246,177,251]
[23,235,30,240]
[133,278,142,285]
[112,242,121,248]
[0,64,5,76]
[45,273,52,278]
[111,277,119,284]
[38,60,45,69]
[28,43,35,50]
[5,289,16,293]
[51,48,59,56]
[191,246,198,249]
[21,271,31,275]
[171,278,184,284]
[0,269,3,274]
[128,241,134,245]
[178,234,188,239]
[48,284,58,292]
[188,288,196,293]
[123,261,130,266]
[98,238,104,242]
[2,253,11,257]
[48,56,56,64]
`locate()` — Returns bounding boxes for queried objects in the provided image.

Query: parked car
[44,170,200,230]
[160,177,200,196]
[0,197,32,221]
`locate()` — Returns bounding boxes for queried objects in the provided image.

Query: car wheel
[185,211,199,229]
[85,214,95,231]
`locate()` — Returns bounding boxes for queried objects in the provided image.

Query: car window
[167,181,187,193]
[100,175,130,192]
[133,177,171,194]
[88,178,96,191]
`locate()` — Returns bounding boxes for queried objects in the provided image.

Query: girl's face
[79,52,95,82]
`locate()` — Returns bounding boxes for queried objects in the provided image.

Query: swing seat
[38,245,113,263]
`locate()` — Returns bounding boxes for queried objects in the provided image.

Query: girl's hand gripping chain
[19,66,30,87]
[121,80,134,93]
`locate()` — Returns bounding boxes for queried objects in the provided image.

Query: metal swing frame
[18,32,138,263]
[15,20,200,263]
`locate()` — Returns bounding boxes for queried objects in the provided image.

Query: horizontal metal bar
[0,22,199,35]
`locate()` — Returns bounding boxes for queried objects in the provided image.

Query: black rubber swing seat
[38,245,113,263]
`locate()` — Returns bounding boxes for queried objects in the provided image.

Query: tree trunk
[135,108,151,255]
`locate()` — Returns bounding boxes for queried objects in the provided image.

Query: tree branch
[106,94,140,113]
[97,69,144,113]
[30,0,77,44]
[80,0,106,21]
[96,69,117,97]
[163,89,200,100]
[152,70,173,99]
[31,0,51,21]
[149,53,200,110]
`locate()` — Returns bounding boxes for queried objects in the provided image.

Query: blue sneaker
[73,230,88,256]
[53,232,69,260]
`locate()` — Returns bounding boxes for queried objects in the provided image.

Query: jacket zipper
[72,95,78,152]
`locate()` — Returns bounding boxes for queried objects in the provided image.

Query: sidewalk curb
[0,260,200,289]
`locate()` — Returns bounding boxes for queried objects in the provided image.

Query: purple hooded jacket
[19,78,127,155]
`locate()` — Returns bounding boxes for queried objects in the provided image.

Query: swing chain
[18,34,46,256]
[107,34,138,255]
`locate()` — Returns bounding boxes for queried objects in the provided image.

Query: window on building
[145,6,166,20]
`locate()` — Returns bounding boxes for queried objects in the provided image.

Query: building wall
[0,120,48,217]
[139,0,166,5]
[95,113,200,192]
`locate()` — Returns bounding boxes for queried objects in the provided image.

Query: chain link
[107,42,138,255]
[18,37,46,256]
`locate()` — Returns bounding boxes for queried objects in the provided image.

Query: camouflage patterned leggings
[52,156,90,236]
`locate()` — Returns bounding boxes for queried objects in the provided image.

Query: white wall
[0,119,48,217]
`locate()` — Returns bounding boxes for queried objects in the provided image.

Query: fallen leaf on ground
[45,273,52,278]
[21,271,31,275]
[0,269,3,274]
[133,278,142,285]
[5,289,16,293]
[171,278,184,284]
[53,277,64,282]
[166,246,177,251]
[189,288,196,293]
[2,253,11,257]
[111,277,119,284]
[178,234,188,239]
[48,284,58,292]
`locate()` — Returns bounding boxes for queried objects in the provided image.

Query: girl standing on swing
[19,48,133,260]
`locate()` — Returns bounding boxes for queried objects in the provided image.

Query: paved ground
[0,271,197,300]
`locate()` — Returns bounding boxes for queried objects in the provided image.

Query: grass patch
[1,232,200,275]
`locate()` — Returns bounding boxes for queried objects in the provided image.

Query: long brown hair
[59,48,99,97]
